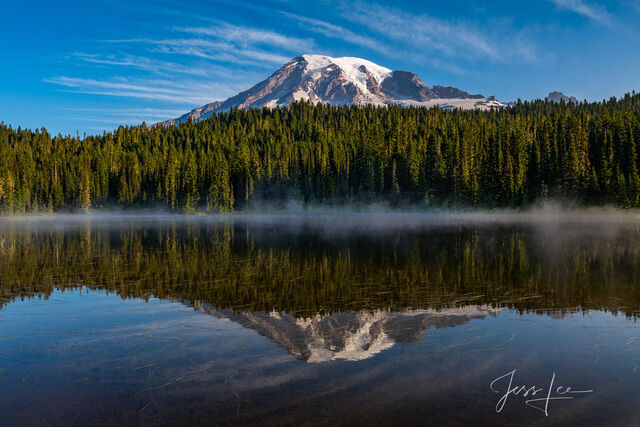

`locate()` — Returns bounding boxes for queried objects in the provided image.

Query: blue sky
[1,0,639,135]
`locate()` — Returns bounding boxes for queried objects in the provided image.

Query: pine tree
[79,162,91,213]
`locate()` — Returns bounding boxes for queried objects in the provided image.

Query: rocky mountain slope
[546,91,579,104]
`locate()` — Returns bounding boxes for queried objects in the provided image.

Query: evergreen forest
[1,93,640,214]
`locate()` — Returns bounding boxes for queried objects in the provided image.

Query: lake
[1,211,640,425]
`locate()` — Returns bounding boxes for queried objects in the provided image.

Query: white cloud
[62,107,187,119]
[547,0,613,26]
[339,3,538,63]
[53,20,308,111]
[174,22,314,53]
[281,12,389,55]
[108,38,293,67]
[44,76,237,104]
[73,53,211,77]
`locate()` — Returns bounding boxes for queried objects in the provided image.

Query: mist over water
[2,207,640,425]
[5,201,640,229]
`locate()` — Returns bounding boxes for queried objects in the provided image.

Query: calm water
[1,212,640,426]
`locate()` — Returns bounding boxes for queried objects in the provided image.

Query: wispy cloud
[278,8,532,75]
[338,3,538,63]
[547,0,613,26]
[101,21,314,69]
[56,107,196,129]
[73,53,211,77]
[281,12,389,55]
[66,51,265,88]
[174,22,314,53]
[54,20,312,109]
[107,38,294,67]
[62,107,187,119]
[45,76,238,104]
[49,21,305,109]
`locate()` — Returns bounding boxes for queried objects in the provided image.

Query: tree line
[1,93,640,214]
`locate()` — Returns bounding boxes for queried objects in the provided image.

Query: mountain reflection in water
[194,303,500,362]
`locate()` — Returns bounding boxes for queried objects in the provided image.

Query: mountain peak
[159,55,505,126]
[298,54,393,85]
[546,91,578,104]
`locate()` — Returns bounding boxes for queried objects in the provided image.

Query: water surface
[1,212,640,425]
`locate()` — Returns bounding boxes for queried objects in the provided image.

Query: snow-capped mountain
[159,54,506,126]
[192,302,501,363]
[546,91,579,104]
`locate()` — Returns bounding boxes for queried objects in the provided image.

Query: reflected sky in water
[1,213,640,425]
